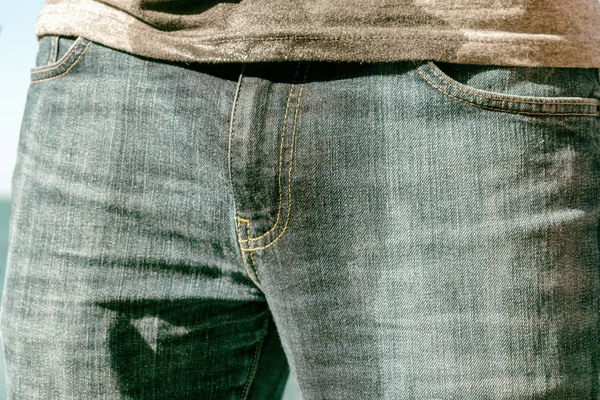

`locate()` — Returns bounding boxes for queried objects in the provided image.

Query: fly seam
[238,62,302,245]
[236,217,264,291]
[230,65,264,292]
[229,64,245,212]
[245,220,261,283]
[243,62,310,252]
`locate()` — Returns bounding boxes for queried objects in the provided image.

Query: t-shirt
[34,0,600,68]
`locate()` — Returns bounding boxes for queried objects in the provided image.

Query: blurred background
[0,2,299,398]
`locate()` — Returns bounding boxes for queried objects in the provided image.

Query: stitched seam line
[423,62,598,106]
[239,316,270,400]
[243,62,310,252]
[49,35,58,65]
[238,62,301,245]
[31,41,92,84]
[229,64,244,227]
[238,62,305,247]
[229,64,265,291]
[245,220,262,283]
[416,65,599,116]
[236,217,264,291]
[31,36,83,74]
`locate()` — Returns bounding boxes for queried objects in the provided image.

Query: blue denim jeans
[1,34,600,399]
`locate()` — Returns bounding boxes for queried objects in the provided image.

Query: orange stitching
[31,37,83,74]
[239,316,269,400]
[415,65,599,117]
[236,217,264,291]
[243,63,310,252]
[31,41,92,85]
[238,62,302,245]
[421,62,599,107]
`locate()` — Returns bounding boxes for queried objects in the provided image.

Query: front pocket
[413,60,600,117]
[30,35,92,84]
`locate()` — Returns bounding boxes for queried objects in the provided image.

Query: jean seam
[240,61,310,251]
[229,63,245,221]
[236,217,264,291]
[229,64,265,292]
[30,41,92,85]
[240,217,263,284]
[239,62,301,247]
[415,63,599,117]
[239,315,270,400]
[49,35,59,65]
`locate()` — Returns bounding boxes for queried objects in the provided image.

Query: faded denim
[1,34,600,399]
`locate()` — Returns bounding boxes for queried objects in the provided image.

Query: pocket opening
[31,36,84,74]
[414,60,600,116]
[30,36,92,84]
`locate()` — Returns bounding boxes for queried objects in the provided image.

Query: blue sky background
[0,1,45,198]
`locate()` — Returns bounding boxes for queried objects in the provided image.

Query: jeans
[1,34,600,400]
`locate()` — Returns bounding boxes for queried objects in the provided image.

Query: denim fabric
[1,34,600,399]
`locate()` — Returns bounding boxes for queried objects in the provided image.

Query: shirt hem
[33,3,600,68]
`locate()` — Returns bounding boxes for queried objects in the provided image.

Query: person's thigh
[232,60,600,398]
[0,35,289,399]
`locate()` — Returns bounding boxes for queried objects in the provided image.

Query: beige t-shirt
[34,0,600,68]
